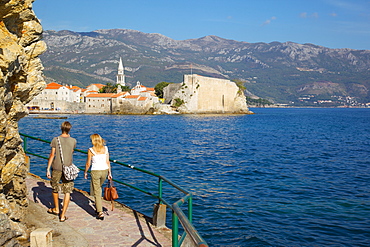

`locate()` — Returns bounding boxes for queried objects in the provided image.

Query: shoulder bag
[104,179,119,210]
[57,137,79,181]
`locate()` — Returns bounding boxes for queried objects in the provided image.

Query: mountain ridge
[40,29,370,104]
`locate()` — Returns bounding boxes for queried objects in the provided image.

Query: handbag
[104,179,119,210]
[57,137,79,181]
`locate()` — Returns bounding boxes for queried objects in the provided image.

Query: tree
[155,81,172,98]
[99,83,117,93]
[120,85,131,92]
[232,79,246,95]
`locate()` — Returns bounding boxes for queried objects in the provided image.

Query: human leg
[49,192,60,214]
[49,170,62,214]
[59,176,74,221]
[91,170,108,215]
[59,192,70,221]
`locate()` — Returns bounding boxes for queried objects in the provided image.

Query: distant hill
[40,29,370,104]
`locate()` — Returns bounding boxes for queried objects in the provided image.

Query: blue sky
[33,0,370,50]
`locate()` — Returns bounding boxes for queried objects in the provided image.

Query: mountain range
[40,29,370,104]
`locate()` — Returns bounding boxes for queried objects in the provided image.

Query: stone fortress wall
[170,74,252,114]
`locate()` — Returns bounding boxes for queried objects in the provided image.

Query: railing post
[158,177,163,204]
[153,177,166,227]
[172,211,179,247]
[23,135,27,152]
[153,203,167,227]
[188,195,193,223]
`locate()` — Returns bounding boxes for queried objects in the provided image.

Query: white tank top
[90,146,109,170]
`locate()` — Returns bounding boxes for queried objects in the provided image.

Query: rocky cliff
[0,0,46,245]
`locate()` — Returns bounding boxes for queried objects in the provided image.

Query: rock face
[167,74,252,114]
[0,0,46,245]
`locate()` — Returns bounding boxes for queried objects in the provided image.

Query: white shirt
[89,146,109,170]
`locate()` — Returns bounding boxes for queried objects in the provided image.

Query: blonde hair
[90,134,105,153]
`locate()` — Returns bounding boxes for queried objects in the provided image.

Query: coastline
[28,104,370,116]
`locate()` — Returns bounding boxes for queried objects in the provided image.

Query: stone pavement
[24,174,172,247]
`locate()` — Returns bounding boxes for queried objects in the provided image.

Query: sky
[32,0,370,50]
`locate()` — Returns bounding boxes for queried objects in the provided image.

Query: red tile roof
[45,82,63,89]
[138,97,147,101]
[111,92,126,98]
[88,83,105,89]
[86,93,116,98]
[125,95,140,99]
[68,85,81,90]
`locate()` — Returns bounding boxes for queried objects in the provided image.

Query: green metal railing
[21,133,208,247]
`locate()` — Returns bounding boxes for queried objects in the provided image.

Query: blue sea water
[19,108,370,246]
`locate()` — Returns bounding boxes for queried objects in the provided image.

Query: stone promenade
[24,174,172,247]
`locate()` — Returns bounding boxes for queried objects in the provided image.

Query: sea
[19,108,370,247]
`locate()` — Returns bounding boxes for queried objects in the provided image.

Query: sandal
[47,208,59,216]
[97,212,104,220]
[59,216,68,222]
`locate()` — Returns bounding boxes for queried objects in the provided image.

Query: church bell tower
[116,57,125,92]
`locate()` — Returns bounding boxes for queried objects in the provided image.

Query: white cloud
[300,12,319,19]
[262,16,277,26]
[300,12,308,18]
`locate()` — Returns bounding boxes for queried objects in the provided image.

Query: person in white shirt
[84,134,112,220]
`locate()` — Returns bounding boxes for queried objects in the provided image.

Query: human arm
[46,147,56,179]
[84,149,92,179]
[106,151,112,180]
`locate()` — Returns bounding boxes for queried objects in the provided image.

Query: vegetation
[232,79,247,95]
[120,85,131,92]
[173,98,184,107]
[99,83,117,93]
[155,81,172,98]
[99,83,131,93]
[246,97,273,107]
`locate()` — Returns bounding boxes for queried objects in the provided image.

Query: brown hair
[90,133,105,153]
[61,121,72,134]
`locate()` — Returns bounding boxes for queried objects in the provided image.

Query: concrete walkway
[25,174,172,247]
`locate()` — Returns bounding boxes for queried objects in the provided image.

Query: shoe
[47,208,59,216]
[97,212,104,220]
[59,216,68,222]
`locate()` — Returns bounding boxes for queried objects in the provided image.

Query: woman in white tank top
[84,134,112,220]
